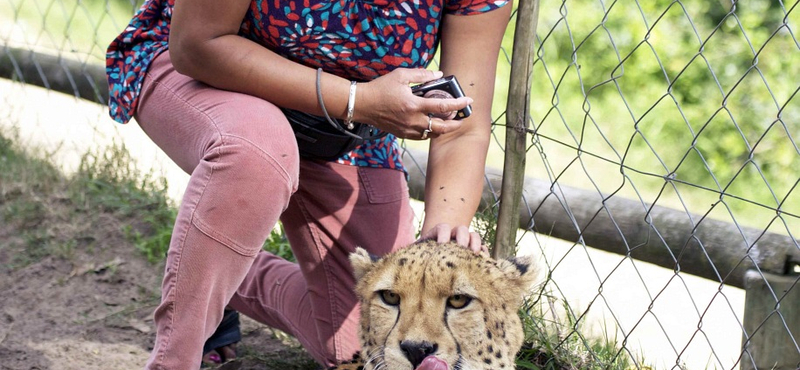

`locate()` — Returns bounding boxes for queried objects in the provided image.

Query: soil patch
[0,175,317,370]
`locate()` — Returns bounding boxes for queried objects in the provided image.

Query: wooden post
[741,270,800,370]
[493,0,541,259]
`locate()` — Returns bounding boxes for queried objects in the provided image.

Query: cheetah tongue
[415,356,448,370]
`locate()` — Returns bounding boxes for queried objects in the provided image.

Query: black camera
[411,75,472,120]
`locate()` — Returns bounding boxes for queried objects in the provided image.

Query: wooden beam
[4,44,797,289]
[0,45,108,105]
[404,148,799,288]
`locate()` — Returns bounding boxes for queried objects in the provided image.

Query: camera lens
[423,89,457,120]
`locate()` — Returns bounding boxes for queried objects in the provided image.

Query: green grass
[0,128,176,268]
[2,125,641,369]
[0,0,144,62]
[516,293,642,370]
[69,140,177,264]
[234,346,319,370]
[470,193,636,369]
[263,223,296,262]
[1,129,68,269]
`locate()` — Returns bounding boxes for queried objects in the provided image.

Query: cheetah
[330,241,536,370]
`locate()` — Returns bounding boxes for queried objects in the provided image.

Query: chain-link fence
[506,1,799,369]
[2,0,799,369]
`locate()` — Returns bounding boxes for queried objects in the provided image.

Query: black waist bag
[282,108,387,160]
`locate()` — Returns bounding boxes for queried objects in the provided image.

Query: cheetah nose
[399,340,438,368]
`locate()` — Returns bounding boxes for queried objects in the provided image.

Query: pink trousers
[135,51,416,370]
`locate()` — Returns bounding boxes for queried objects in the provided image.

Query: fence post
[492,0,540,259]
[741,270,800,370]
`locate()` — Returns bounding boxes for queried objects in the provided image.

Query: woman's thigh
[135,50,299,181]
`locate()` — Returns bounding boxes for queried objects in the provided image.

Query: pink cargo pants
[134,51,416,370]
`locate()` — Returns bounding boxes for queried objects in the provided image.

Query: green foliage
[1,131,66,270]
[69,142,176,264]
[124,209,176,264]
[0,0,144,60]
[263,223,296,262]
[1,129,176,267]
[471,204,499,248]
[526,0,799,221]
[516,293,638,370]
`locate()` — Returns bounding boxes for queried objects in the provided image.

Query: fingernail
[434,71,444,78]
[467,98,474,104]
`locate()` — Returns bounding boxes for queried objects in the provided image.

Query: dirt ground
[0,205,317,370]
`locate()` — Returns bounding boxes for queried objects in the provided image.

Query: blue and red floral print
[106,0,508,171]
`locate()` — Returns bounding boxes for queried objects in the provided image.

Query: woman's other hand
[355,68,473,140]
[417,224,486,254]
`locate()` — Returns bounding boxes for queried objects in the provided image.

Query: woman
[106,0,511,368]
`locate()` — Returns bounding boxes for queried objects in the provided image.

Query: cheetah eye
[447,294,472,309]
[378,290,400,306]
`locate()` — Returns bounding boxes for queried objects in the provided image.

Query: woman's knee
[208,99,300,187]
[189,114,300,256]
[135,59,300,184]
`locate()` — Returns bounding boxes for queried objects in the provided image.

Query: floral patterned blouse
[106,0,508,171]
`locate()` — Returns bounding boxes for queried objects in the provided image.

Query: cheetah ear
[350,247,378,281]
[497,255,537,294]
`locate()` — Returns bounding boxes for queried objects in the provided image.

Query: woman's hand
[417,224,487,254]
[354,68,473,140]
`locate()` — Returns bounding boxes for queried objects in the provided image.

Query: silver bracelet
[315,68,361,139]
[344,81,357,130]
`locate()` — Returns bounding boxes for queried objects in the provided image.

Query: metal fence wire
[1,0,799,369]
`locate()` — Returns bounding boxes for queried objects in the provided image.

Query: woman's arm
[419,3,513,249]
[168,0,470,138]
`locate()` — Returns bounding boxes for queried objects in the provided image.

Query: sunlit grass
[0,127,176,268]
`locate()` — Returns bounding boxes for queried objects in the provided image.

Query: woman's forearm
[169,0,354,119]
[422,132,491,232]
[421,5,511,234]
[170,33,353,120]
[168,31,470,138]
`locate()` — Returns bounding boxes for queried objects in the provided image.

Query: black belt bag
[282,108,387,160]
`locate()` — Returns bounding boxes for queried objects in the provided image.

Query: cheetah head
[349,241,536,370]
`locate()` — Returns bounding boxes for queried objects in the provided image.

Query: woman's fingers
[471,233,485,254]
[417,224,485,254]
[451,226,483,253]
[417,96,472,119]
[357,68,472,139]
[415,223,451,244]
[452,226,471,247]
[411,115,464,141]
[401,68,444,84]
